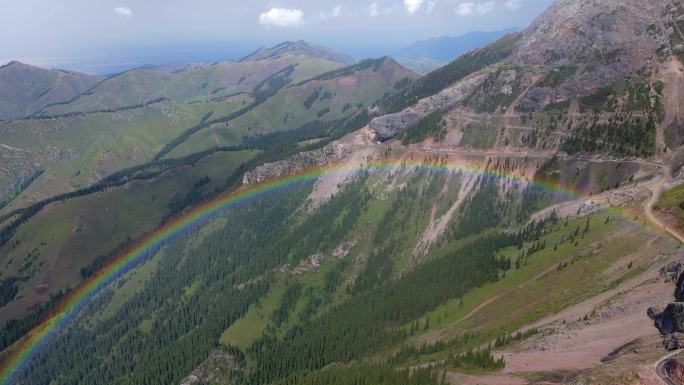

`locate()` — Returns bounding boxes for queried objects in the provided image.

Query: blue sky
[2,0,553,72]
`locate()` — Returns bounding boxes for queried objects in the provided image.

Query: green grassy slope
[0,61,101,120]
[655,183,684,225]
[0,96,251,211]
[170,58,417,157]
[40,55,344,116]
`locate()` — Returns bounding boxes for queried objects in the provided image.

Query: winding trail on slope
[454,263,562,326]
[644,166,684,245]
[656,349,684,385]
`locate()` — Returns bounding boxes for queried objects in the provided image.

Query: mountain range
[393,28,519,73]
[1,1,684,385]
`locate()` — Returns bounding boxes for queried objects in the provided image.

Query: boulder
[664,333,684,351]
[651,303,684,335]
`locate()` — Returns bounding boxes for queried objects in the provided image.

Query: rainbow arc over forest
[0,158,660,384]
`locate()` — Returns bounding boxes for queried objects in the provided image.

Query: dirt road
[655,349,684,385]
[644,166,684,245]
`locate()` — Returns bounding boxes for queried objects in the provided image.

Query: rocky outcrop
[658,263,684,301]
[180,351,239,385]
[514,0,679,111]
[662,262,684,282]
[515,0,671,68]
[664,333,684,350]
[242,142,354,184]
[180,351,238,385]
[280,240,357,275]
[649,303,684,335]
[369,71,491,140]
[677,273,684,301]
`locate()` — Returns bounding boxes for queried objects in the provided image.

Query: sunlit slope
[0,61,101,120]
[0,96,251,211]
[169,57,417,157]
[40,55,346,116]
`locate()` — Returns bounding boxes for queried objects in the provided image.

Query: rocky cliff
[367,0,683,153]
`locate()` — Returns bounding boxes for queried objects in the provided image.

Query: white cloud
[455,1,496,16]
[368,2,380,17]
[320,5,342,19]
[404,0,425,14]
[504,0,521,10]
[259,8,304,27]
[425,1,436,14]
[113,7,132,19]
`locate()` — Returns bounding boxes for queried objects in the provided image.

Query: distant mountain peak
[240,41,354,65]
[1,60,31,69]
[393,28,520,74]
[0,61,101,120]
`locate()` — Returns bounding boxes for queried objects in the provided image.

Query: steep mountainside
[372,0,681,159]
[0,61,101,120]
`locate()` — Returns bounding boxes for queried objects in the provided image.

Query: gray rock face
[179,351,238,385]
[661,262,684,282]
[369,71,491,140]
[650,303,684,335]
[242,142,354,184]
[512,0,681,111]
[513,0,677,110]
[515,0,670,69]
[369,111,422,141]
[676,273,684,301]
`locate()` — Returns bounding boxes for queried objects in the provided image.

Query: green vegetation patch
[459,120,498,148]
[400,110,448,144]
[539,66,578,88]
[402,213,649,357]
[658,183,684,224]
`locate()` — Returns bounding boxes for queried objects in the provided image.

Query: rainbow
[0,158,663,384]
